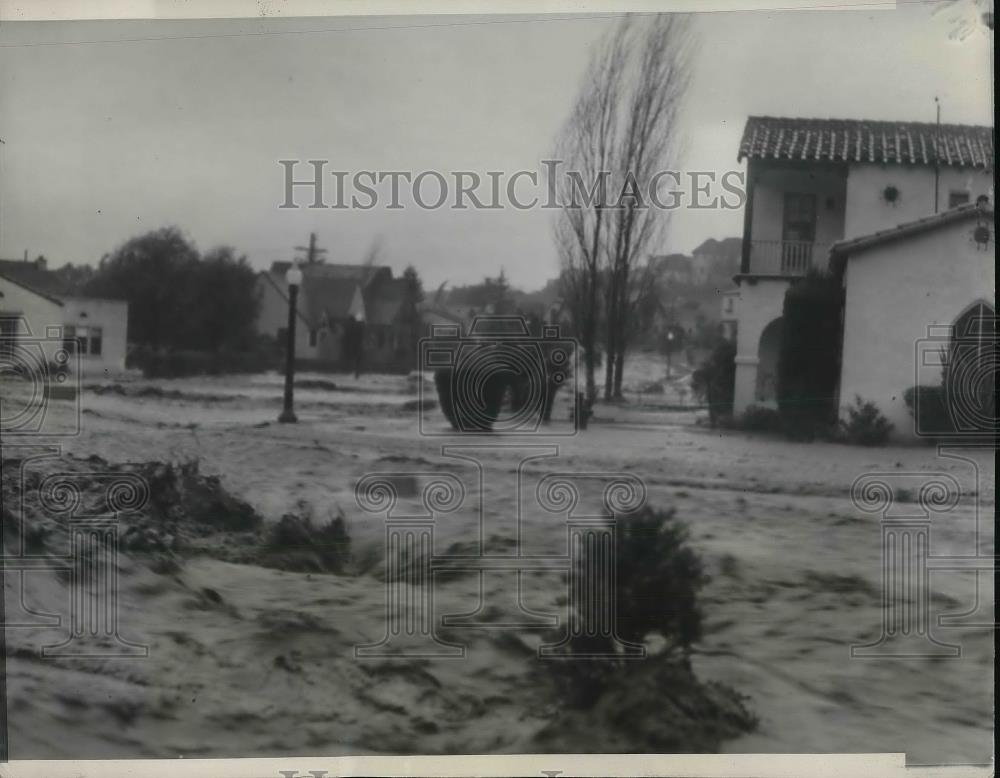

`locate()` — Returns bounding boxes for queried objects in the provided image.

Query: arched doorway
[946,301,997,434]
[755,317,783,405]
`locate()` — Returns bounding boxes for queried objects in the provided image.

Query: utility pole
[933,97,941,214]
[295,231,327,265]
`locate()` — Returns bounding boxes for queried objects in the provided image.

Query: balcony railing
[746,240,828,277]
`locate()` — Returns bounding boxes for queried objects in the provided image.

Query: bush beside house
[776,271,844,439]
[691,340,736,426]
[840,395,894,446]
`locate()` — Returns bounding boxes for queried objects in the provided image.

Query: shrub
[433,343,568,432]
[777,271,843,436]
[904,383,998,443]
[549,506,708,708]
[434,368,459,428]
[127,343,276,378]
[258,501,352,575]
[736,405,783,433]
[691,340,736,426]
[903,385,950,439]
[613,506,707,650]
[840,395,893,446]
[139,458,262,534]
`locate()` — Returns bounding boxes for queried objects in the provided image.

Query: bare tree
[553,14,692,401]
[552,22,628,402]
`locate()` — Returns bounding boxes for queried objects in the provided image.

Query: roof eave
[0,272,66,306]
[829,205,993,261]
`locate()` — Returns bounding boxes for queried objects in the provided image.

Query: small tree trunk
[603,286,617,401]
[584,347,597,404]
[613,349,625,399]
[583,278,599,403]
[603,344,615,400]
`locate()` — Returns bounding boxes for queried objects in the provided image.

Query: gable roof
[0,259,68,305]
[300,276,363,326]
[739,116,994,169]
[829,203,993,269]
[260,268,363,328]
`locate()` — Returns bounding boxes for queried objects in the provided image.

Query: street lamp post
[665,329,676,379]
[279,263,303,423]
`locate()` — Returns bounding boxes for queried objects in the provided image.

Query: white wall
[844,165,993,239]
[733,278,791,413]
[747,163,992,268]
[0,277,63,336]
[60,297,129,375]
[256,273,319,360]
[0,281,128,378]
[0,281,129,378]
[838,217,996,440]
[1,278,68,378]
[749,165,847,255]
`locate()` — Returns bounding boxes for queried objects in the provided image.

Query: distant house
[649,253,693,285]
[691,237,742,285]
[731,115,994,439]
[256,261,423,372]
[257,262,371,364]
[0,256,128,377]
[364,274,412,370]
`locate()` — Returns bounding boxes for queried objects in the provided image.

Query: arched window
[946,301,997,433]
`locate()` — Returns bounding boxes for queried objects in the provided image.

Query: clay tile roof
[738,116,994,169]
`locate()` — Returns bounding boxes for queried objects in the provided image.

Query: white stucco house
[830,204,995,438]
[0,257,129,379]
[730,115,994,440]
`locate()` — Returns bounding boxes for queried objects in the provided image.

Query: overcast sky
[0,5,993,290]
